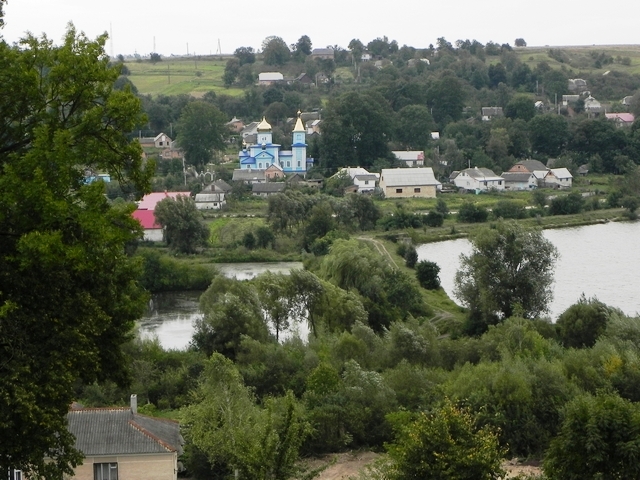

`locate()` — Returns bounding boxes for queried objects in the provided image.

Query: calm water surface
[141,222,640,349]
[137,262,303,349]
[416,221,640,320]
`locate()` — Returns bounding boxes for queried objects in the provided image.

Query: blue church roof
[292,143,308,147]
[241,157,256,165]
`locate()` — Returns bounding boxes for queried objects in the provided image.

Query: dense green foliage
[455,222,558,333]
[0,26,152,478]
[544,392,640,480]
[154,196,210,253]
[385,401,505,479]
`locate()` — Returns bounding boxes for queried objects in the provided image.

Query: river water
[416,220,640,320]
[137,262,303,349]
[139,222,640,350]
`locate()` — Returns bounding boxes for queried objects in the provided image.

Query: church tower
[257,117,273,146]
[291,111,307,173]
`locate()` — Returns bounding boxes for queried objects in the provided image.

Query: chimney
[130,394,137,414]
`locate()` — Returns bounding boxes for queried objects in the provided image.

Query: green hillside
[125,55,244,97]
[511,44,640,76]
[125,45,640,98]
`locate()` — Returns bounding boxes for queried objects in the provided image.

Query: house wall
[504,181,536,190]
[382,185,437,198]
[74,453,177,480]
[195,202,222,210]
[144,228,164,242]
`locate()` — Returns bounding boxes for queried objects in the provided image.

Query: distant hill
[124,45,640,98]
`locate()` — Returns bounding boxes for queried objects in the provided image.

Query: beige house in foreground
[67,396,182,480]
[379,168,441,198]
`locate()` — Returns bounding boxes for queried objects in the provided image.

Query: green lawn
[126,56,245,97]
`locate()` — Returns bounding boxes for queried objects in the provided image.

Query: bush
[423,211,444,227]
[458,201,489,223]
[492,200,527,219]
[138,249,215,292]
[549,192,584,215]
[415,260,441,290]
[404,245,418,268]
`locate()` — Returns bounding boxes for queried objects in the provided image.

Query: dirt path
[301,452,541,479]
[356,236,398,269]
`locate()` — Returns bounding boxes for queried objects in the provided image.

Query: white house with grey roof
[452,167,505,192]
[66,396,182,480]
[501,172,538,190]
[379,168,441,198]
[392,151,425,167]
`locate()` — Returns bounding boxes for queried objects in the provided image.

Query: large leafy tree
[0,25,152,478]
[454,221,558,333]
[320,90,394,169]
[261,36,290,66]
[528,113,569,157]
[544,392,640,480]
[426,72,465,127]
[154,195,210,254]
[182,354,309,479]
[176,101,226,171]
[394,104,434,150]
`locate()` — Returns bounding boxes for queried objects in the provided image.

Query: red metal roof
[137,191,190,210]
[132,209,160,229]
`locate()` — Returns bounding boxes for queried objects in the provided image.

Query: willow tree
[0,22,153,478]
[454,221,558,334]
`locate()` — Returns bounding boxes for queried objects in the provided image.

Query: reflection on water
[137,262,304,350]
[138,291,203,350]
[215,262,303,280]
[416,221,640,320]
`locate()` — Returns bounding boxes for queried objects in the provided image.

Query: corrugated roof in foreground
[67,408,181,456]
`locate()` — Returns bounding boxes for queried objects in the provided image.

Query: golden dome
[257,116,272,131]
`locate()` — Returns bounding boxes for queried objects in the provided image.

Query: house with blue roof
[238,113,313,175]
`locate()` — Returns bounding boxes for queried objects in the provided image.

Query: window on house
[8,469,22,480]
[258,163,262,169]
[297,161,301,167]
[287,161,290,167]
[396,188,403,194]
[94,463,118,480]
[499,181,502,185]
[414,187,421,193]
[364,180,369,185]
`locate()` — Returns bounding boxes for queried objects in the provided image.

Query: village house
[194,192,226,210]
[232,169,266,184]
[452,167,505,192]
[501,172,538,190]
[310,48,334,60]
[66,396,182,480]
[265,163,286,180]
[549,168,573,188]
[252,182,285,197]
[379,167,441,198]
[605,112,635,127]
[481,107,503,121]
[332,167,380,193]
[258,72,284,85]
[226,117,245,133]
[392,151,425,167]
[132,191,190,241]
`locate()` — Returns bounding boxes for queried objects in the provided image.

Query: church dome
[257,117,272,131]
[293,110,305,132]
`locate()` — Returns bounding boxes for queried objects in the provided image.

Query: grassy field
[512,44,640,76]
[125,45,640,98]
[125,56,245,97]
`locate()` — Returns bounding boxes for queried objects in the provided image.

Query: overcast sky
[3,0,640,56]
